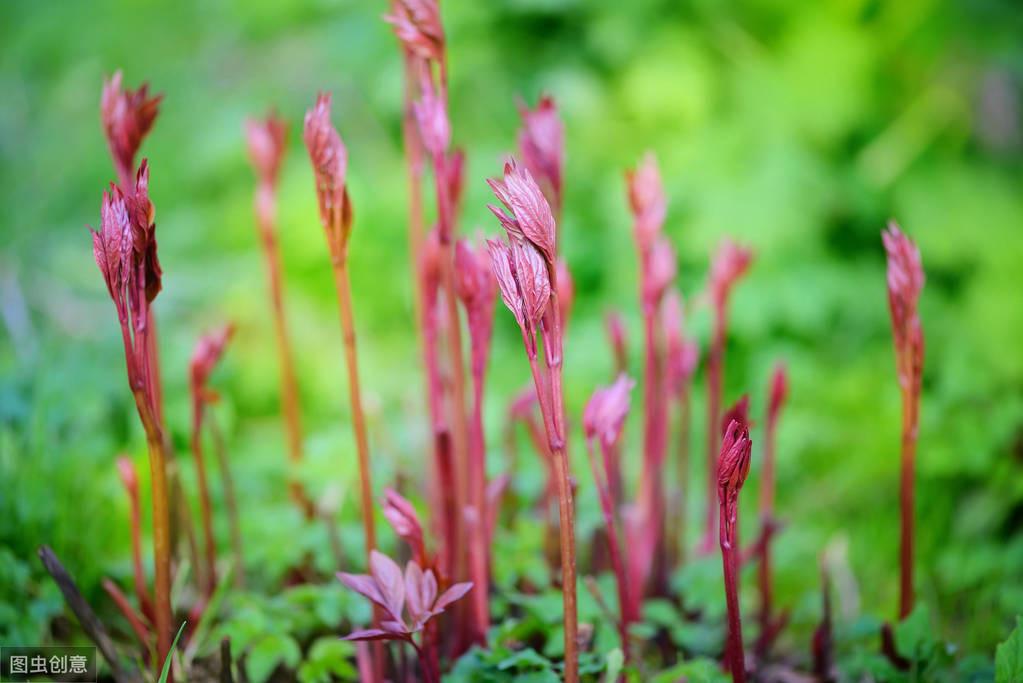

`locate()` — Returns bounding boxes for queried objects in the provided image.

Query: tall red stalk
[663,292,699,567]
[624,154,676,594]
[189,325,234,595]
[701,240,753,553]
[487,160,578,682]
[756,363,787,656]
[89,162,173,677]
[245,112,314,516]
[98,76,172,674]
[116,457,154,623]
[583,375,637,660]
[718,417,753,683]
[303,94,377,561]
[882,222,925,620]
[454,239,498,642]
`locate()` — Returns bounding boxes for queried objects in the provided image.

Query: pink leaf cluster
[339,550,472,642]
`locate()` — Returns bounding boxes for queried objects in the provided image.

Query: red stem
[103,579,152,652]
[126,483,154,622]
[585,438,633,660]
[899,386,918,619]
[256,181,312,516]
[190,400,217,596]
[720,500,746,683]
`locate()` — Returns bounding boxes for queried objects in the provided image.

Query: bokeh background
[2,0,1022,664]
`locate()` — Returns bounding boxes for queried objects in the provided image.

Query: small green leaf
[996,616,1023,683]
[158,622,187,683]
[246,633,302,683]
[895,604,934,661]
[603,648,624,683]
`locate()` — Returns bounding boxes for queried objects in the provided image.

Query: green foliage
[996,617,1023,683]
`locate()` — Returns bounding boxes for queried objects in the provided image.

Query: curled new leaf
[512,240,551,327]
[643,236,677,310]
[882,222,925,391]
[383,488,427,564]
[245,112,288,186]
[190,325,234,406]
[414,80,450,157]
[303,93,352,254]
[717,418,753,548]
[487,159,557,264]
[384,0,444,64]
[710,239,754,307]
[487,239,524,327]
[625,152,666,251]
[768,363,788,426]
[116,457,138,498]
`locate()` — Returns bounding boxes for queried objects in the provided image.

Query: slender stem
[525,331,578,683]
[126,479,154,622]
[720,500,746,683]
[432,149,471,583]
[756,417,776,655]
[410,639,439,683]
[102,578,152,650]
[137,406,173,680]
[256,182,311,515]
[330,258,378,559]
[899,388,917,619]
[209,415,245,588]
[585,439,632,660]
[191,402,217,595]
[668,387,691,567]
[467,366,490,643]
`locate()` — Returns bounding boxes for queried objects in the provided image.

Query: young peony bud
[643,236,677,311]
[768,363,788,427]
[717,418,753,547]
[90,187,132,305]
[303,93,352,250]
[101,71,162,178]
[882,222,925,391]
[383,0,445,64]
[116,456,139,498]
[583,374,635,450]
[511,240,551,327]
[245,112,288,187]
[487,239,525,328]
[487,159,557,264]
[516,95,563,213]
[709,239,754,307]
[414,80,450,158]
[625,152,666,251]
[383,488,427,563]
[190,325,234,403]
[605,311,628,373]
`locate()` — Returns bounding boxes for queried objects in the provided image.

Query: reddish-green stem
[330,257,378,560]
[899,388,918,619]
[255,181,312,516]
[209,415,245,587]
[190,400,217,596]
[720,499,746,683]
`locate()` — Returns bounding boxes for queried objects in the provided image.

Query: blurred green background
[2,0,1022,664]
